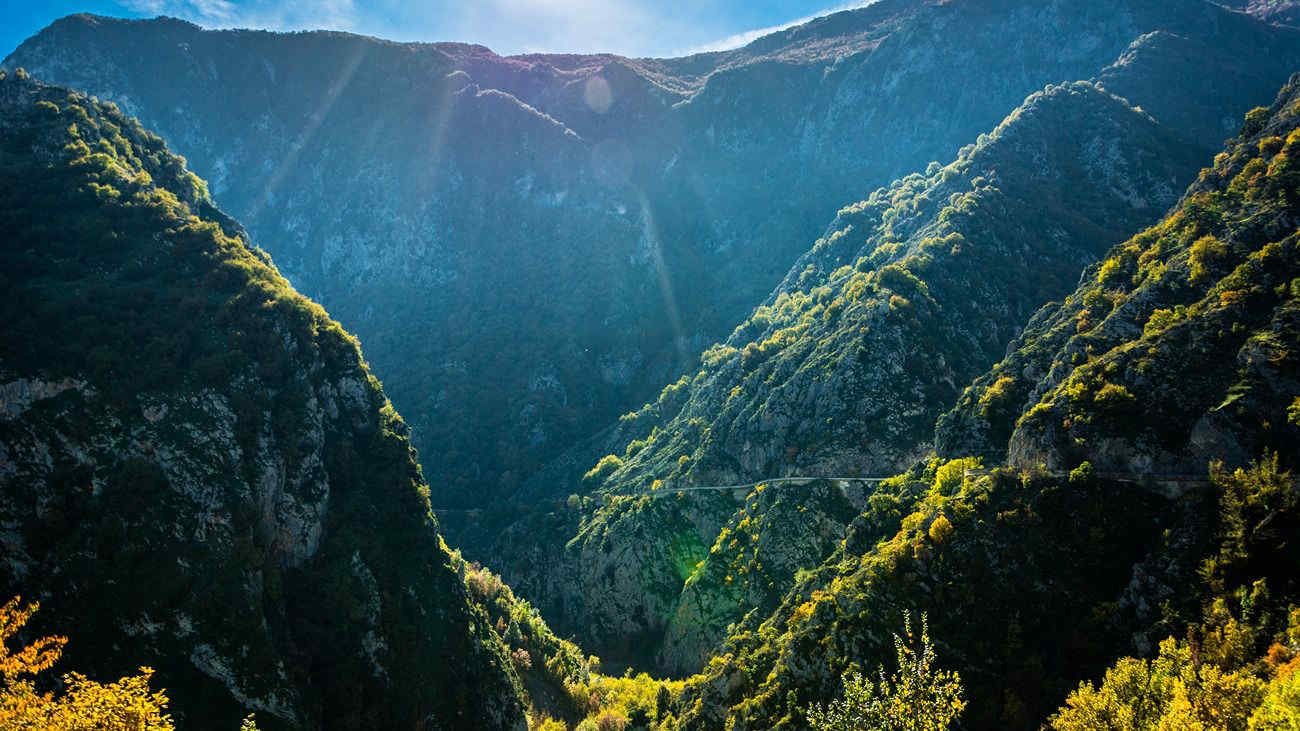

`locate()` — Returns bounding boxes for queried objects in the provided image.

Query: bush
[1052,637,1266,730]
[807,612,965,730]
[928,514,954,545]
[932,457,981,497]
[584,454,624,484]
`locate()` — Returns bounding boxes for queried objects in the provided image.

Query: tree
[807,612,965,730]
[1052,637,1269,731]
[0,595,174,730]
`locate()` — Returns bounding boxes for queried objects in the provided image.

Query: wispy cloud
[682,0,880,55]
[119,0,359,32]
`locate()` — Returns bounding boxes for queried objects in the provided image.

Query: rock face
[0,73,523,729]
[936,75,1300,475]
[6,0,1298,523]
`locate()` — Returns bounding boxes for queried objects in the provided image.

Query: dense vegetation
[666,81,1300,730]
[0,72,522,729]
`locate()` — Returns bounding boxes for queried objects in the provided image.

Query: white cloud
[682,0,880,56]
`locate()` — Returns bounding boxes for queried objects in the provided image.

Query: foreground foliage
[0,596,173,730]
[1054,454,1300,729]
[807,612,964,731]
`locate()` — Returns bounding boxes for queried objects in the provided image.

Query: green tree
[807,612,965,730]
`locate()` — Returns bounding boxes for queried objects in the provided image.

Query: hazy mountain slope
[936,77,1300,474]
[490,81,1208,673]
[675,76,1300,730]
[1218,0,1300,25]
[0,17,673,515]
[6,0,1297,522]
[0,72,523,730]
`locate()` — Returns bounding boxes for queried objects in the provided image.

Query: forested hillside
[480,7,1300,672]
[0,71,522,730]
[672,74,1300,731]
[490,79,1208,673]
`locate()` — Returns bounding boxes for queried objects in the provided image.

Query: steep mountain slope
[7,0,1298,521]
[674,76,1300,730]
[936,78,1300,474]
[1219,0,1300,25]
[0,72,523,729]
[490,80,1209,674]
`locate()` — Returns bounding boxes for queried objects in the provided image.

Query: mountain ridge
[10,0,1296,527]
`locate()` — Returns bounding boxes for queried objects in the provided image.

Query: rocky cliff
[0,72,523,729]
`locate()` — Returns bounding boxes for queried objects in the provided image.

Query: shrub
[1189,234,1229,282]
[1068,461,1095,487]
[1052,638,1265,730]
[932,457,981,497]
[977,376,1016,417]
[807,612,965,730]
[1243,106,1271,137]
[927,515,954,545]
[584,454,624,484]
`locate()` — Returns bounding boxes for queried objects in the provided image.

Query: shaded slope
[6,1,1298,522]
[0,72,523,729]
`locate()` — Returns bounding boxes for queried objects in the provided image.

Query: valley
[1,1,1299,729]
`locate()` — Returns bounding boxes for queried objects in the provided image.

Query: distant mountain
[7,0,1297,525]
[674,73,1300,731]
[0,71,522,729]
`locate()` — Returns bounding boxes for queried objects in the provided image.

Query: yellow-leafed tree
[0,595,174,730]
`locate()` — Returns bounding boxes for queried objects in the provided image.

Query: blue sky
[2,0,878,61]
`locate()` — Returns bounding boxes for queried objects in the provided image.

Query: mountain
[7,2,1300,728]
[1219,0,1300,25]
[0,71,522,729]
[935,83,1300,475]
[484,73,1231,673]
[672,73,1300,731]
[7,0,1298,526]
